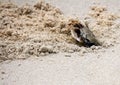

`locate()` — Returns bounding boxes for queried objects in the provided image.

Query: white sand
[0,0,120,85]
[0,44,120,85]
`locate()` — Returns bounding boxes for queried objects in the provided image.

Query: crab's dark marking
[73,23,84,28]
[83,38,96,47]
[74,29,81,37]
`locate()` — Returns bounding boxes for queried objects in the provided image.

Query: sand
[0,1,119,61]
[0,0,120,85]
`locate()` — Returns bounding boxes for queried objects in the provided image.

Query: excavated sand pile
[0,1,120,61]
[87,5,120,47]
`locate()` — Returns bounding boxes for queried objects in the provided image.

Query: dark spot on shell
[73,23,84,28]
[82,38,96,47]
[74,29,81,37]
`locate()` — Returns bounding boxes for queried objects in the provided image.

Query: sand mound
[0,2,120,61]
[86,5,120,46]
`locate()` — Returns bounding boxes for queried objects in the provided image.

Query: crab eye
[74,29,81,38]
[74,29,80,34]
[74,23,84,28]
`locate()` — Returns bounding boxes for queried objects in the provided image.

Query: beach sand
[0,0,120,85]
